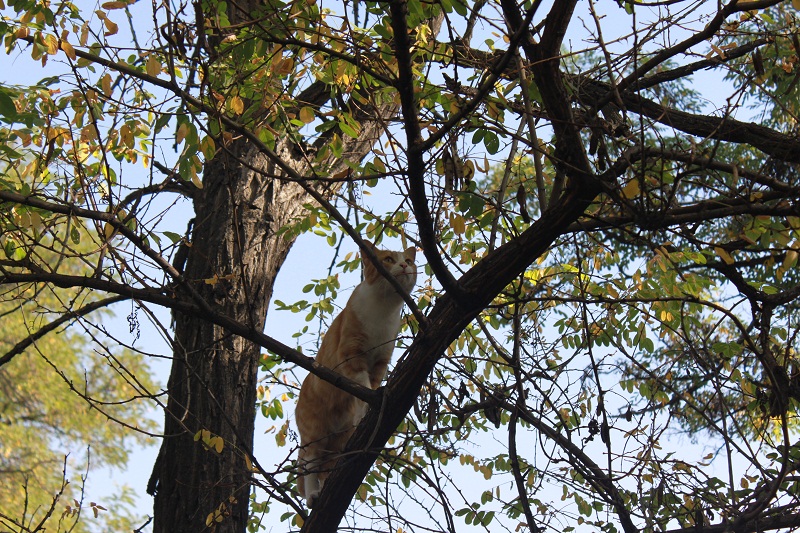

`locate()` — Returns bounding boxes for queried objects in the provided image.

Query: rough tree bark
[150,141,305,532]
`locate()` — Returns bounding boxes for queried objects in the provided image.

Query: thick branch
[0,271,379,405]
[442,38,800,164]
[301,172,600,533]
[502,0,595,192]
[579,79,800,163]
[665,510,800,533]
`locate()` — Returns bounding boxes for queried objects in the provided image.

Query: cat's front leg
[298,446,323,507]
[305,474,321,508]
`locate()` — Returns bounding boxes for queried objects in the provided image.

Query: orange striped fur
[295,242,417,507]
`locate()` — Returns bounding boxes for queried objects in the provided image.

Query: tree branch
[0,294,128,368]
[301,173,600,532]
[665,509,800,533]
[389,0,463,298]
[0,271,380,405]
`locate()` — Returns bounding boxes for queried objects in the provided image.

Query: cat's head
[362,241,417,294]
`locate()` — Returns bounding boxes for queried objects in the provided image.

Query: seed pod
[516,183,530,223]
[753,48,765,77]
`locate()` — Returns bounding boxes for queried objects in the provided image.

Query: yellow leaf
[213,437,224,453]
[206,512,215,527]
[101,0,128,8]
[146,55,161,77]
[176,122,189,144]
[451,213,466,235]
[487,101,500,119]
[622,180,640,198]
[714,246,735,265]
[101,73,112,95]
[104,18,118,35]
[12,208,31,229]
[229,95,244,115]
[28,212,43,234]
[103,222,115,240]
[191,171,203,190]
[120,123,133,148]
[275,57,294,75]
[60,40,76,60]
[463,159,475,182]
[275,421,288,447]
[299,106,315,123]
[782,249,798,271]
[45,34,59,55]
[200,135,216,158]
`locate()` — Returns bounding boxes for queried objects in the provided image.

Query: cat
[294,241,417,507]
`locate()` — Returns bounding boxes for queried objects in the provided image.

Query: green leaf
[484,131,500,154]
[339,120,359,139]
[0,90,17,120]
[162,231,183,244]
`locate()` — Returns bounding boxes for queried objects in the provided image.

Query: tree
[3,0,800,532]
[0,252,156,531]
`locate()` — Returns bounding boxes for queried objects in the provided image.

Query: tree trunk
[151,141,311,533]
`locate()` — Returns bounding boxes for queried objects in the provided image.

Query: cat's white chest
[350,284,403,358]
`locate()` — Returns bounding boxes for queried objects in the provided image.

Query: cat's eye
[383,256,396,264]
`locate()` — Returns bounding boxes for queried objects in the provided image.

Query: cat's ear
[405,247,416,260]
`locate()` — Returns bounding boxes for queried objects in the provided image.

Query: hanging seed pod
[516,183,531,223]
[753,48,765,77]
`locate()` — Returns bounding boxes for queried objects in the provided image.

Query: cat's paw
[306,490,319,508]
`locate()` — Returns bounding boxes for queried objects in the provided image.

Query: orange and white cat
[294,241,417,507]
